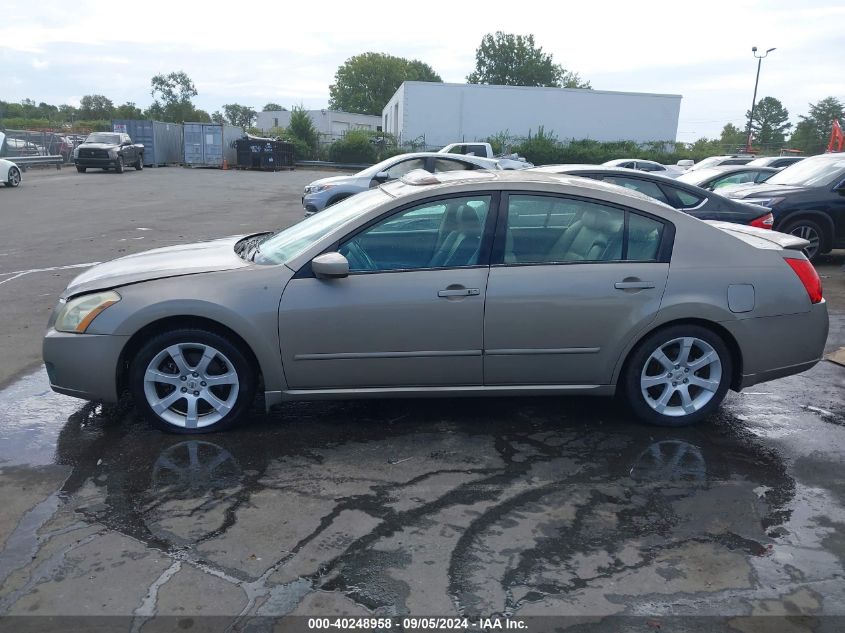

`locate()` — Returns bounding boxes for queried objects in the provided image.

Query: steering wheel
[343,241,377,271]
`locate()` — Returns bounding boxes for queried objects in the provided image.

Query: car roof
[678,166,776,180]
[381,168,665,208]
[531,164,684,184]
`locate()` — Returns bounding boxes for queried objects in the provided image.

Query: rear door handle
[615,281,656,290]
[438,288,480,297]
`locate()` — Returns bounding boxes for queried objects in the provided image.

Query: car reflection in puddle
[46,393,799,617]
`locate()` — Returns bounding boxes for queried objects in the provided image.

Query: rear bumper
[723,301,829,390]
[42,328,129,402]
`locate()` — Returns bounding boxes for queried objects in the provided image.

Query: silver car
[302,152,502,214]
[43,170,829,434]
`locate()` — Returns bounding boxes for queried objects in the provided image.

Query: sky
[1,0,843,143]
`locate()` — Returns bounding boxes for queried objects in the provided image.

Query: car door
[484,192,672,386]
[278,193,497,390]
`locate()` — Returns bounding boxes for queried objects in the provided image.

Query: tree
[329,52,442,115]
[149,71,201,123]
[467,32,590,89]
[262,103,286,112]
[747,96,791,146]
[79,94,114,120]
[719,123,746,151]
[211,110,226,124]
[792,96,844,154]
[113,102,143,119]
[222,104,257,128]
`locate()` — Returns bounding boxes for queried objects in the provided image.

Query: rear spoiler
[704,221,810,251]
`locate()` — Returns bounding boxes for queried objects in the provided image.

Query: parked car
[73,132,144,173]
[722,152,845,260]
[531,165,776,228]
[686,155,756,172]
[44,169,827,433]
[1,158,22,188]
[301,152,501,214]
[602,159,685,178]
[746,156,805,169]
[676,165,778,191]
[439,142,533,170]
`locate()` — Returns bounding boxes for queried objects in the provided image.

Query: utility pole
[745,46,776,153]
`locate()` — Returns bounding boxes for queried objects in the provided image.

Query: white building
[255,109,382,140]
[382,82,682,148]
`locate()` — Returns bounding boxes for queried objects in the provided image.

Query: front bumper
[75,157,121,168]
[301,190,334,214]
[43,328,130,402]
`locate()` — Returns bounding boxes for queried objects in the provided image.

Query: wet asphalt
[0,168,844,627]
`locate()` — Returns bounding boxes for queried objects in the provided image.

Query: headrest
[580,207,622,232]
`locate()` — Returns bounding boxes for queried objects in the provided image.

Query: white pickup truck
[439,142,533,170]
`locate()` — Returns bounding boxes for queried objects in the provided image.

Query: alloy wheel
[142,342,240,429]
[8,168,20,187]
[788,224,821,260]
[640,337,722,418]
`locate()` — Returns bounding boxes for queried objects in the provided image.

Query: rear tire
[129,328,256,434]
[622,324,732,427]
[781,218,825,262]
[76,166,87,173]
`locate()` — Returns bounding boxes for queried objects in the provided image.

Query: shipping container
[234,138,294,171]
[112,120,183,166]
[182,123,244,168]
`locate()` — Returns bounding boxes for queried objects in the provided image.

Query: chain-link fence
[0,128,93,162]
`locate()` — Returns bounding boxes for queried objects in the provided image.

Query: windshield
[688,157,721,171]
[255,188,390,265]
[765,156,845,187]
[355,155,418,178]
[86,133,121,144]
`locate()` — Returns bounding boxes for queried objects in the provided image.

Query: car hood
[308,174,358,187]
[78,142,120,150]
[63,235,249,298]
[723,183,808,199]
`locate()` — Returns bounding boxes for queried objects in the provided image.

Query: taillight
[749,212,774,229]
[785,258,823,304]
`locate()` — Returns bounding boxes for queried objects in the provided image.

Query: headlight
[55,291,121,333]
[305,184,336,194]
[742,197,784,207]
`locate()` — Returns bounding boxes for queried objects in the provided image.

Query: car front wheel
[129,329,256,433]
[622,325,732,427]
[114,157,124,173]
[5,166,21,187]
[135,156,143,170]
[76,166,87,173]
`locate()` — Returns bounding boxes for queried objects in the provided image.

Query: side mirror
[312,252,349,279]
[374,171,389,182]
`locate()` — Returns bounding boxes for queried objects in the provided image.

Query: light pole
[745,46,776,153]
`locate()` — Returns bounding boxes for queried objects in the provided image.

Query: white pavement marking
[0,262,100,286]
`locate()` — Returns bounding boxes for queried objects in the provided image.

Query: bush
[329,130,377,164]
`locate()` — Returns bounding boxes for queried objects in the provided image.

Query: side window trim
[491,191,675,267]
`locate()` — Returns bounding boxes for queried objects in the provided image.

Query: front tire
[129,329,256,434]
[76,165,87,173]
[781,218,825,262]
[135,156,144,170]
[622,325,732,427]
[114,157,124,173]
[4,166,21,187]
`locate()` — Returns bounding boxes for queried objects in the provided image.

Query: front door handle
[615,281,656,290]
[438,288,480,297]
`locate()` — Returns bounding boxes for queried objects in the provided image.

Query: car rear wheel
[5,166,21,187]
[76,166,87,173]
[622,325,732,427]
[781,218,824,261]
[115,157,124,174]
[129,329,256,434]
